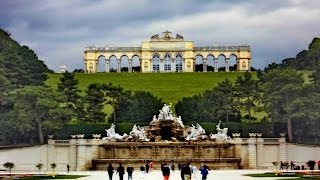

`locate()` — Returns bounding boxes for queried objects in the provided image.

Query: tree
[57,71,81,108]
[260,69,305,142]
[116,91,163,123]
[102,83,124,123]
[215,79,238,123]
[8,86,71,144]
[50,163,57,173]
[309,62,320,93]
[57,71,82,121]
[36,163,43,174]
[3,162,14,175]
[175,94,205,123]
[84,83,106,123]
[235,72,259,121]
[0,74,10,113]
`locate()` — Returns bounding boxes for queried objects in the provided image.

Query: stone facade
[84,30,251,73]
[3,137,320,171]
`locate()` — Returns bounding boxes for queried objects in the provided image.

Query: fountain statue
[102,124,127,140]
[186,123,207,141]
[129,124,150,141]
[210,121,231,141]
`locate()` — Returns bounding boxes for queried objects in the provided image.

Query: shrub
[3,162,14,175]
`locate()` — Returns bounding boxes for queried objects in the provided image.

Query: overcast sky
[1,0,320,71]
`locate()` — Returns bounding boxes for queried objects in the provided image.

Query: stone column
[203,58,207,72]
[105,59,110,73]
[171,58,175,72]
[232,133,242,158]
[84,62,88,73]
[182,59,185,72]
[128,59,132,73]
[117,59,121,73]
[225,58,230,72]
[248,59,251,71]
[47,139,56,172]
[214,59,218,72]
[256,133,264,169]
[76,139,86,171]
[160,59,164,72]
[69,138,77,171]
[248,133,257,169]
[95,61,98,73]
[279,133,287,162]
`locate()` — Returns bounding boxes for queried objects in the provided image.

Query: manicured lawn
[46,72,246,104]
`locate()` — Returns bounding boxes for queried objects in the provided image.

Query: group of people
[107,161,153,180]
[107,162,209,180]
[161,162,209,180]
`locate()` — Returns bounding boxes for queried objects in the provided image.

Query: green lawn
[46,72,246,104]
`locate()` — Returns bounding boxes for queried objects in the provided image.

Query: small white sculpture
[129,124,149,141]
[176,116,184,128]
[186,123,206,141]
[210,121,231,141]
[103,124,127,140]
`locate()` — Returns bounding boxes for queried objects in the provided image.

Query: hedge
[53,122,286,139]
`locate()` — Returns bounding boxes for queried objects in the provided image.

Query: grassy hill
[46,72,246,103]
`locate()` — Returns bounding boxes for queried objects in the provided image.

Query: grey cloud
[1,0,320,71]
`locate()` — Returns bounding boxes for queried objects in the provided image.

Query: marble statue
[176,116,184,128]
[103,124,127,140]
[129,124,149,141]
[186,123,206,141]
[210,121,231,141]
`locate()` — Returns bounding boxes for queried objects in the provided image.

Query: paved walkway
[67,170,298,180]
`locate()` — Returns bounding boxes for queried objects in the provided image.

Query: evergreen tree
[235,72,259,121]
[116,91,163,123]
[84,83,106,123]
[102,83,124,123]
[5,86,71,144]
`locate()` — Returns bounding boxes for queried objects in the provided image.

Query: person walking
[67,164,70,173]
[161,163,170,180]
[140,165,146,179]
[200,165,209,180]
[127,164,134,180]
[181,163,191,180]
[107,163,114,180]
[117,163,125,180]
[145,162,150,173]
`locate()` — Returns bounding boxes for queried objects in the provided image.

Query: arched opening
[132,55,141,72]
[175,54,183,72]
[120,55,129,72]
[109,55,118,73]
[195,55,203,72]
[98,55,106,72]
[229,54,238,71]
[218,54,226,72]
[164,54,171,72]
[207,55,215,72]
[152,54,160,72]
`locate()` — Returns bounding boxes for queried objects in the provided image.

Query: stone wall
[2,137,320,171]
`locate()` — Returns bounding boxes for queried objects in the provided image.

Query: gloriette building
[84,31,251,73]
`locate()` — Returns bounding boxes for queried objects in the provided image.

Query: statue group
[103,104,231,142]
